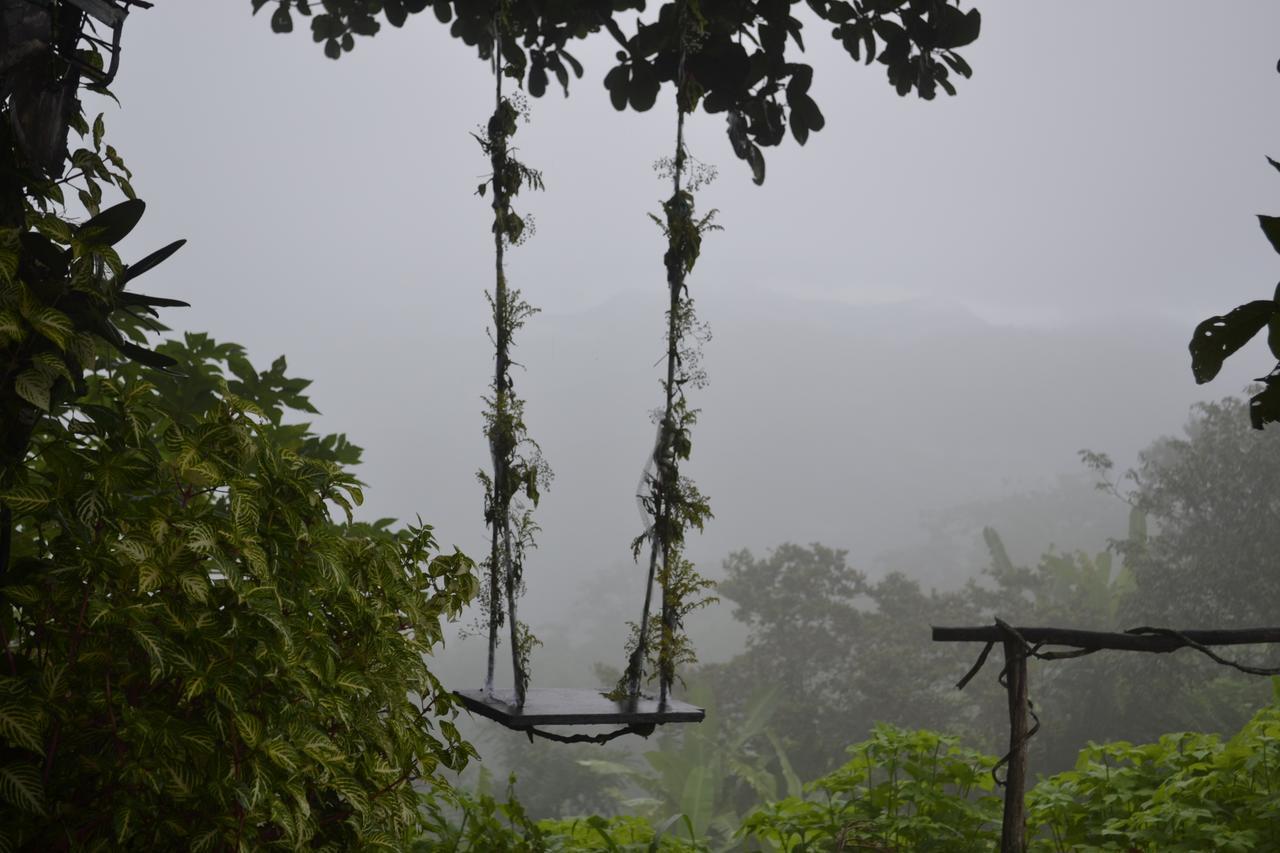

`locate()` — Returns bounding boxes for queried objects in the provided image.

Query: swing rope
[625,1,693,707]
[483,10,529,708]
[467,4,709,739]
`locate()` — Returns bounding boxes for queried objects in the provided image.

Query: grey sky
[97,3,1280,676]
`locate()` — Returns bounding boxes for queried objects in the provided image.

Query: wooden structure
[933,620,1280,853]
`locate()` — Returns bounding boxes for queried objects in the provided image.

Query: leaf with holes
[1189,300,1273,383]
[1250,364,1280,429]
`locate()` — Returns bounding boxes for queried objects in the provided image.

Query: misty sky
[93,3,1280,676]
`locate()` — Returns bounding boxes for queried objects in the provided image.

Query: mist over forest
[5,1,1280,850]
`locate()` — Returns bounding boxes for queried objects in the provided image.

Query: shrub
[0,334,477,850]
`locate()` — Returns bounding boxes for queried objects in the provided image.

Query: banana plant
[578,683,800,850]
[982,522,1139,629]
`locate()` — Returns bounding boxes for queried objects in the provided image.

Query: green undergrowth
[422,683,1280,851]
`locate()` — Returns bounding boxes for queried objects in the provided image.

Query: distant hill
[323,285,1263,665]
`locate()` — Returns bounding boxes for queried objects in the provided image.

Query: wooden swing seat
[454,687,704,730]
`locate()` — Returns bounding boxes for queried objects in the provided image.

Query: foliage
[419,770,708,851]
[1026,683,1280,852]
[0,333,479,850]
[496,732,631,820]
[1,151,187,479]
[253,0,981,182]
[1189,150,1280,428]
[700,543,991,781]
[1,22,190,478]
[411,697,1280,851]
[1088,396,1280,629]
[739,724,1001,851]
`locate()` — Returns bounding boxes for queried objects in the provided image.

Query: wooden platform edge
[452,688,706,729]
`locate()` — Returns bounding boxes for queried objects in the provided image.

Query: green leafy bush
[0,334,477,850]
[413,692,1280,852]
[1027,685,1280,852]
[739,724,1000,851]
[418,773,708,852]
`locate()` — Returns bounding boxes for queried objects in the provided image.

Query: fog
[104,1,1279,694]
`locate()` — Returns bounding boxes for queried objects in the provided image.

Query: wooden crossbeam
[932,625,1280,651]
[933,622,1280,852]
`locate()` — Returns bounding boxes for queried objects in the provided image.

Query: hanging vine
[472,14,551,708]
[616,0,718,705]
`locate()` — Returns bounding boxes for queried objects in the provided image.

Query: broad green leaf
[0,309,24,341]
[0,701,43,754]
[120,239,186,284]
[77,198,145,247]
[234,710,263,748]
[13,368,52,411]
[679,764,717,838]
[137,563,162,593]
[0,762,44,815]
[178,571,209,603]
[0,485,53,514]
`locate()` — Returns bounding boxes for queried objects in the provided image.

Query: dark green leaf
[384,0,407,27]
[528,62,548,98]
[560,49,584,79]
[271,5,293,33]
[1189,300,1273,384]
[628,61,660,111]
[1259,215,1280,256]
[78,199,146,247]
[941,51,973,79]
[604,65,629,111]
[116,340,180,371]
[349,14,379,36]
[1250,365,1280,429]
[121,239,186,285]
[117,292,190,310]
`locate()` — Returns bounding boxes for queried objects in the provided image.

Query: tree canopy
[253,0,981,183]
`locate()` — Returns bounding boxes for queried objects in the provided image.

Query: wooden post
[933,623,1280,851]
[1000,638,1028,853]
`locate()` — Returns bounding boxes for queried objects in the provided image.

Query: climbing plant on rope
[473,9,551,708]
[616,0,718,706]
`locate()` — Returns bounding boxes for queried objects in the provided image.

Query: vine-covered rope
[479,9,548,708]
[619,0,716,706]
[483,12,506,701]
